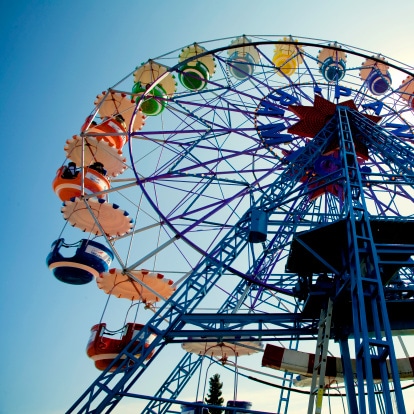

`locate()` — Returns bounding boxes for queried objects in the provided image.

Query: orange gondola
[94,91,146,132]
[52,163,110,201]
[64,135,126,177]
[84,117,127,150]
[86,322,156,372]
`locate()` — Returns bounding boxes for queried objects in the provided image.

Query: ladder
[307,297,333,414]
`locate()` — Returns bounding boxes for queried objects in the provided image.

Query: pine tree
[205,373,224,414]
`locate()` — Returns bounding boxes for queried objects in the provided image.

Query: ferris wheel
[47,35,414,413]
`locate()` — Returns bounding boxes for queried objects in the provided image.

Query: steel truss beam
[336,107,405,413]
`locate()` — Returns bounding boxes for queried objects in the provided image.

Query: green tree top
[205,373,224,414]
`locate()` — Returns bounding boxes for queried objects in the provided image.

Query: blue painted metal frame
[140,120,343,413]
[67,106,414,414]
[336,107,405,413]
[67,114,340,414]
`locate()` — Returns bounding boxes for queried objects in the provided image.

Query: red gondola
[86,323,156,372]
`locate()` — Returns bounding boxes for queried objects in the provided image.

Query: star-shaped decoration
[287,94,381,138]
[287,95,381,159]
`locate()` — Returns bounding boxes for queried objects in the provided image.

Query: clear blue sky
[2,1,414,413]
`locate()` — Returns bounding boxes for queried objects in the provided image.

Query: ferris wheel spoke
[125,236,180,272]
